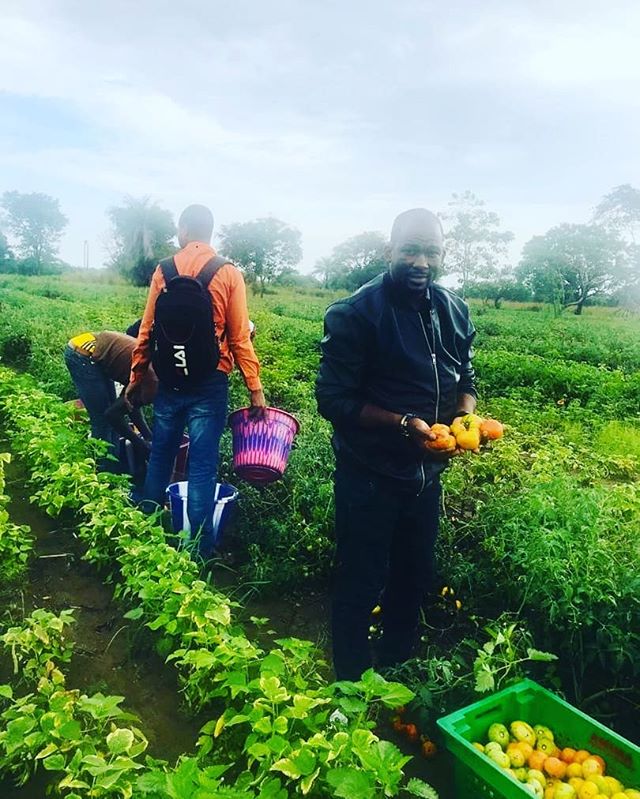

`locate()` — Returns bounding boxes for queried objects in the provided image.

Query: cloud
[1,0,639,271]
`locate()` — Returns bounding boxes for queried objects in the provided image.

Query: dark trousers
[331,457,441,681]
[64,345,118,471]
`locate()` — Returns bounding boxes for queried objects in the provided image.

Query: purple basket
[228,407,300,485]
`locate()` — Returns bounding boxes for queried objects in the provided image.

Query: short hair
[178,204,214,243]
[391,208,444,242]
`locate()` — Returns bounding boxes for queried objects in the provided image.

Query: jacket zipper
[418,312,440,422]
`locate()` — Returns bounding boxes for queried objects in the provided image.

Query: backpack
[151,255,229,389]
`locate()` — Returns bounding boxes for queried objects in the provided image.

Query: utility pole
[83,240,89,269]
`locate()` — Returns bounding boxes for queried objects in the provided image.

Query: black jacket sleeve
[458,314,477,400]
[315,302,369,427]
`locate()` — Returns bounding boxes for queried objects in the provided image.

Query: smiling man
[316,207,477,680]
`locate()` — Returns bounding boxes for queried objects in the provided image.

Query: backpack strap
[197,255,231,288]
[158,256,179,285]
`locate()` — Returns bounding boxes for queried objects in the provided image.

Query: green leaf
[404,777,439,798]
[260,653,285,675]
[43,753,66,771]
[338,697,367,714]
[35,743,59,760]
[0,685,13,699]
[273,716,288,735]
[123,607,144,620]
[326,767,376,799]
[300,767,320,795]
[474,668,495,693]
[270,757,301,779]
[58,720,82,740]
[106,728,135,754]
[526,648,558,662]
[254,716,272,735]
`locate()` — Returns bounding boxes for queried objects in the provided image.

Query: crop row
[0,366,437,799]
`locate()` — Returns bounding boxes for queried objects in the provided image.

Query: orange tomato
[574,750,591,764]
[422,740,437,758]
[561,748,577,763]
[517,741,534,760]
[589,755,606,774]
[529,750,548,771]
[581,758,604,779]
[544,757,567,779]
[480,418,504,441]
[404,723,419,742]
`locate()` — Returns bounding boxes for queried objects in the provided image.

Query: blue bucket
[166,481,239,546]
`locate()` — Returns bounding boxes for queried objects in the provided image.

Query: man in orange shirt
[126,204,266,558]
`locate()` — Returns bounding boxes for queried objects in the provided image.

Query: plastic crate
[437,679,640,799]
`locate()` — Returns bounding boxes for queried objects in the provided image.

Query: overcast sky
[1,0,639,272]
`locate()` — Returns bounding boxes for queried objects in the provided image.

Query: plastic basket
[437,679,640,799]
[166,481,239,546]
[228,407,300,485]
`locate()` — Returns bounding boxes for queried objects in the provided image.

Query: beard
[391,263,435,293]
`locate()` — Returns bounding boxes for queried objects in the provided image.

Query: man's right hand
[405,417,460,460]
[124,381,142,411]
[405,417,436,447]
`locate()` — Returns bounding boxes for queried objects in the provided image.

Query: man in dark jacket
[315,208,477,680]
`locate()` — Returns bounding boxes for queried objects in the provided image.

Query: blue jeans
[64,345,118,469]
[142,371,229,557]
[331,457,441,681]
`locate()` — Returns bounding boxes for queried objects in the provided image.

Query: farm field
[0,272,639,798]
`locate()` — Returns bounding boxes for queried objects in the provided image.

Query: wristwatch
[399,414,419,437]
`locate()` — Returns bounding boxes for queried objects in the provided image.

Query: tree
[218,218,302,296]
[440,191,514,298]
[517,224,625,315]
[313,231,387,290]
[107,196,176,286]
[593,184,640,311]
[1,191,68,273]
[0,231,15,273]
[466,268,531,308]
[593,184,640,242]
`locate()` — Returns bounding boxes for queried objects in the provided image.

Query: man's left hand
[248,389,267,420]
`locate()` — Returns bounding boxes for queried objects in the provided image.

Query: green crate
[437,679,640,799]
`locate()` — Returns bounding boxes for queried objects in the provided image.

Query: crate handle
[472,702,504,722]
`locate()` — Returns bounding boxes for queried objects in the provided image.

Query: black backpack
[151,255,229,390]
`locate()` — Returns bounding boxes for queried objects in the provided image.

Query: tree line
[1,186,639,311]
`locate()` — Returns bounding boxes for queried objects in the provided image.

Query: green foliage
[313,231,388,290]
[517,223,626,313]
[0,452,33,588]
[1,190,68,273]
[0,367,437,798]
[440,191,514,298]
[218,218,302,296]
[1,277,640,747]
[388,618,557,732]
[107,196,176,286]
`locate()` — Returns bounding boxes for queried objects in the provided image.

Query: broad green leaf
[106,728,135,754]
[326,767,376,799]
[270,757,301,779]
[474,668,495,693]
[43,753,66,771]
[0,685,13,699]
